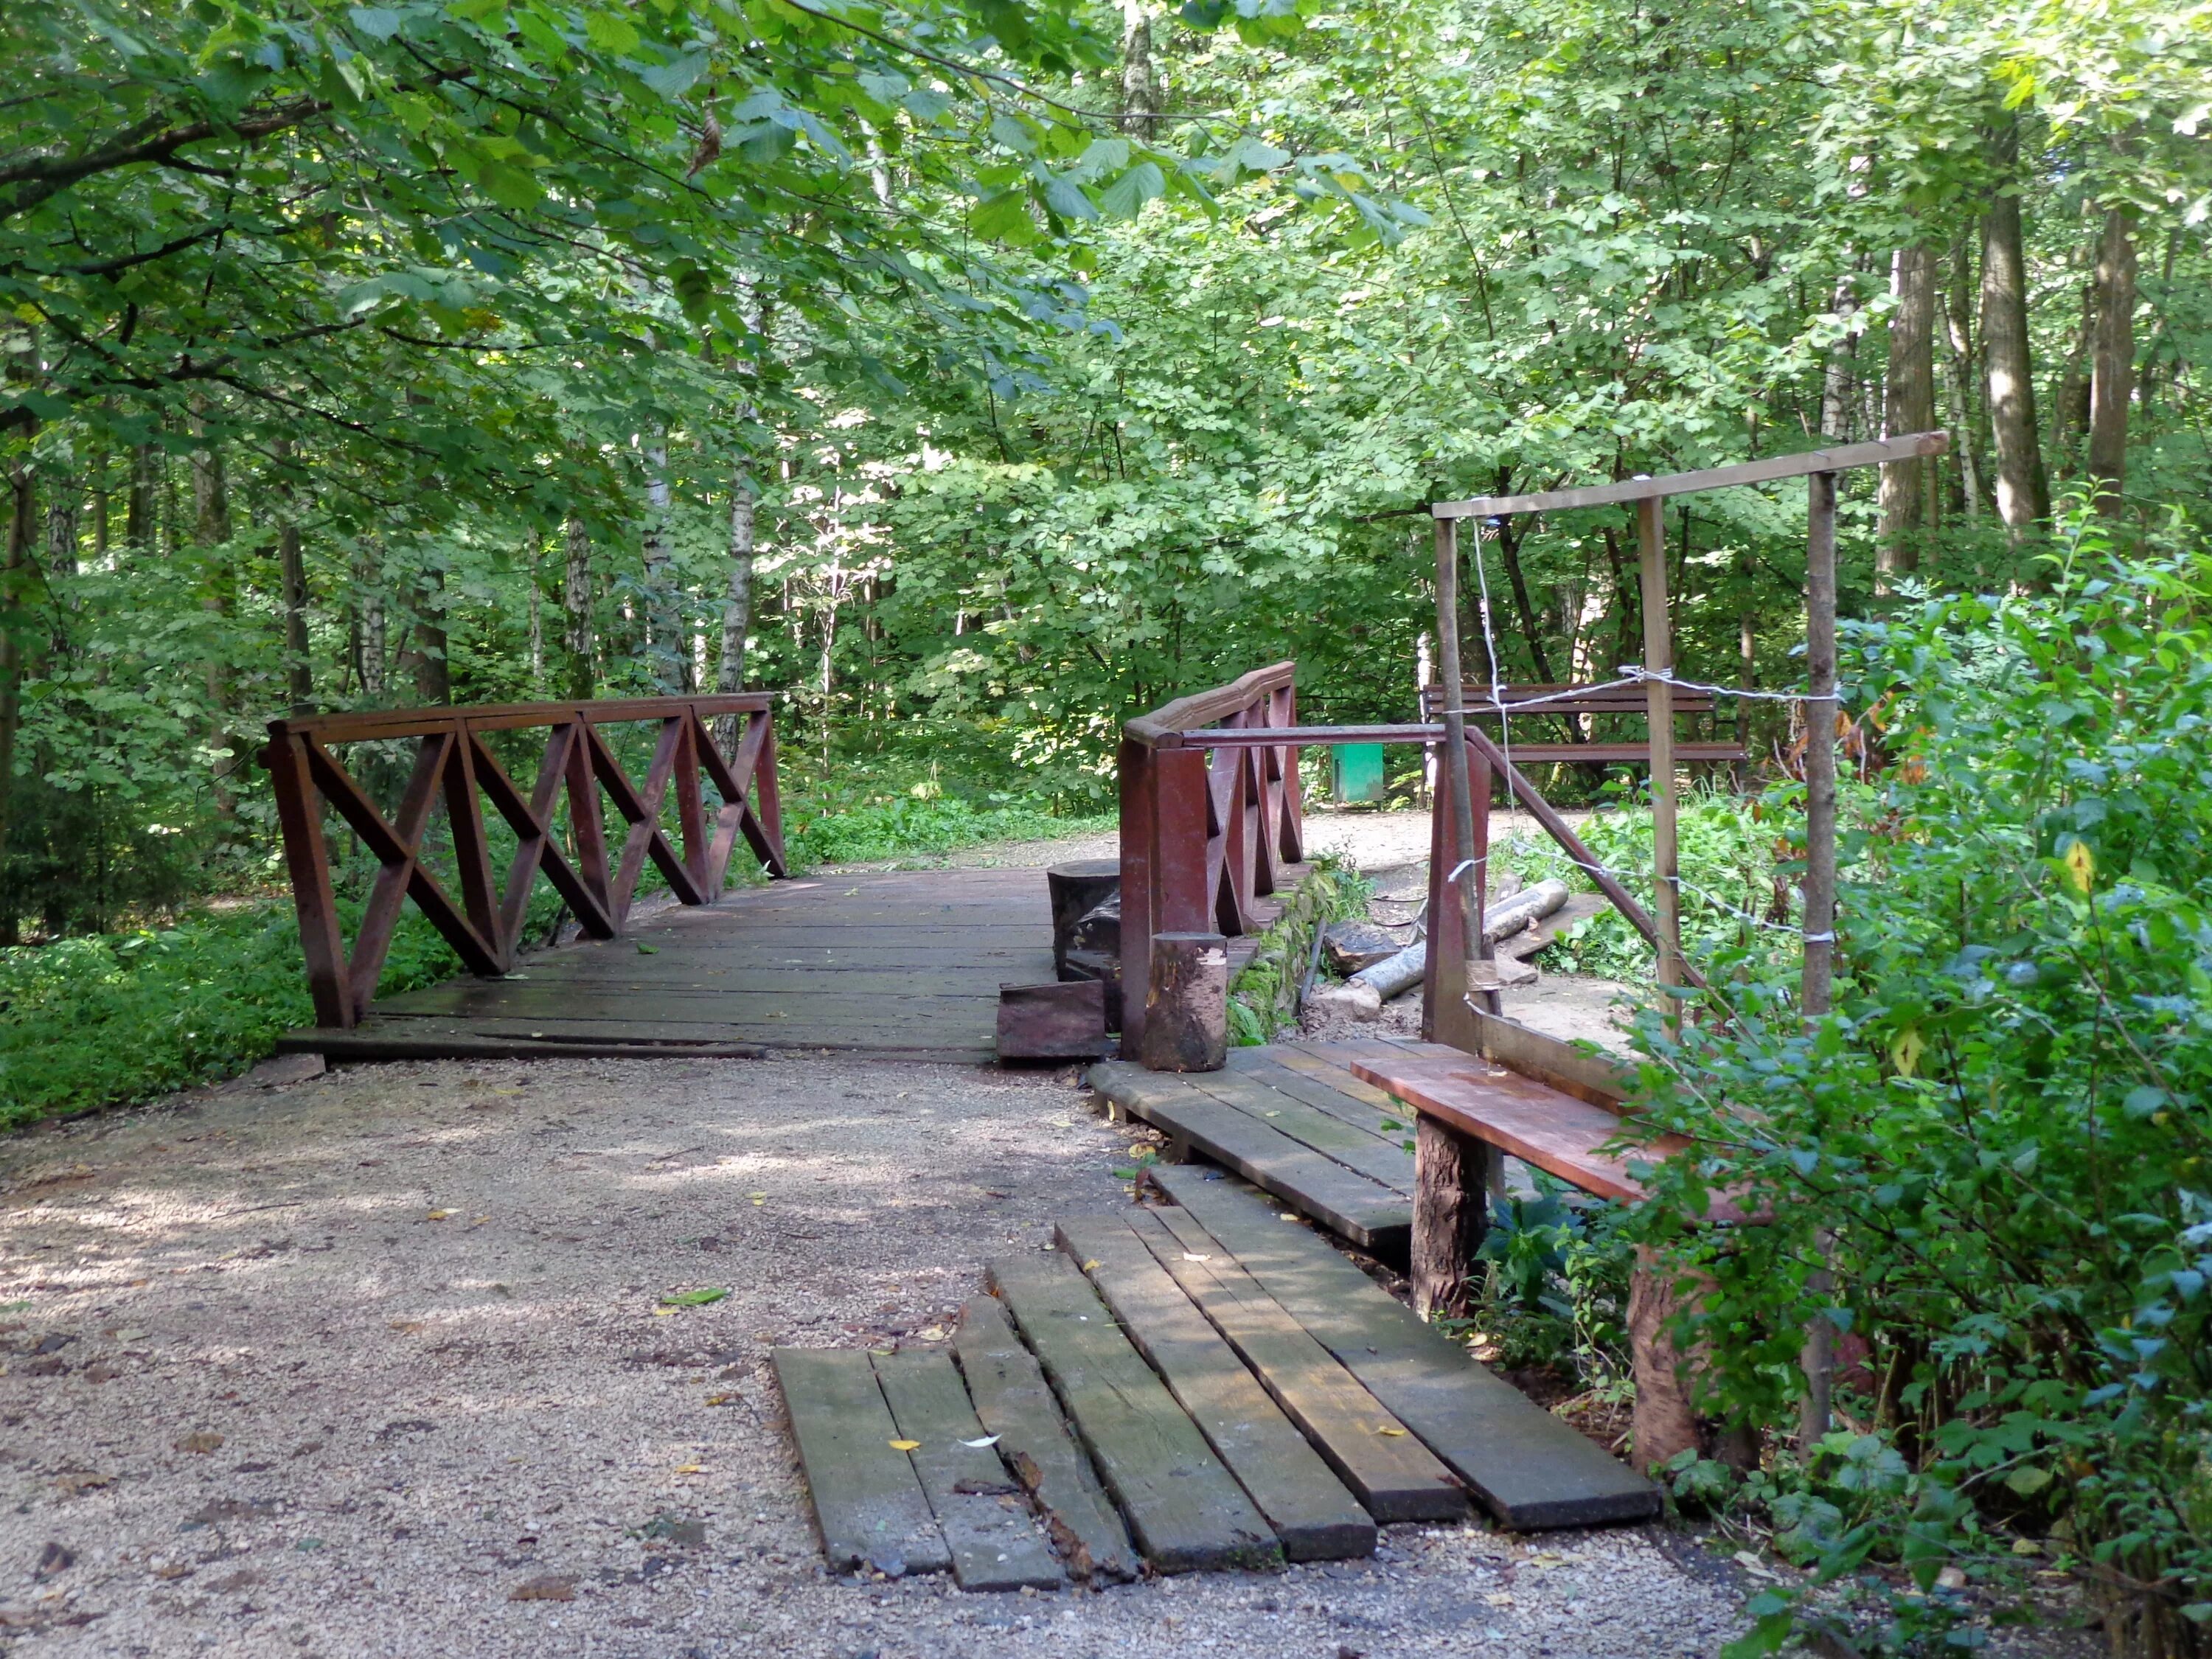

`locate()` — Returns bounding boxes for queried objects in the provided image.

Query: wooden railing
[260,695,787,1029]
[1119,662,1304,1054]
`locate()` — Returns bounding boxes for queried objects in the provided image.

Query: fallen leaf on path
[175,1431,224,1455]
[54,1471,113,1495]
[1485,1591,1514,1607]
[673,1463,706,1475]
[636,944,660,955]
[509,1575,575,1601]
[887,1440,920,1452]
[961,1436,999,1449]
[659,1289,728,1308]
[1375,1427,1408,1438]
[1181,1253,1211,1262]
[388,1321,425,1335]
[425,1210,454,1222]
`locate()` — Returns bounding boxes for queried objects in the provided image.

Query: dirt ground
[0,817,2087,1657]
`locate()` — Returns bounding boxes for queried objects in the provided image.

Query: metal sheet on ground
[1147,1165,1660,1529]
[771,1349,951,1576]
[1054,1217,1374,1562]
[987,1252,1279,1573]
[952,1297,1137,1584]
[872,1351,1065,1591]
[1127,1206,1466,1523]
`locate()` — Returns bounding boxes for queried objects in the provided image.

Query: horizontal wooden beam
[1186,725,1745,762]
[1124,661,1296,749]
[269,693,773,743]
[1430,432,1948,521]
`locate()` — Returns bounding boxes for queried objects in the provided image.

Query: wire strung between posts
[1615,666,1843,706]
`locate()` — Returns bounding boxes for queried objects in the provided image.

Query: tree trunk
[1492,498,1557,684]
[407,560,451,704]
[272,438,312,713]
[353,540,386,698]
[1877,243,1935,580]
[1820,268,1861,443]
[125,441,157,552]
[714,459,759,752]
[1119,0,1161,139]
[2087,206,2137,515]
[526,537,544,690]
[640,438,685,692]
[189,397,237,821]
[563,515,595,699]
[0,459,31,933]
[1980,121,2051,535]
[1941,237,1986,518]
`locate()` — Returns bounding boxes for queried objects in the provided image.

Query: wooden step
[1091,1059,1411,1254]
[1147,1165,1660,1529]
[1054,1217,1375,1562]
[987,1252,1280,1573]
[771,1348,951,1577]
[872,1350,1065,1591]
[952,1296,1137,1583]
[1126,1207,1467,1524]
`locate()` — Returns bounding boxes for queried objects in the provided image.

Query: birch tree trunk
[713,461,759,753]
[640,437,686,692]
[189,397,237,820]
[1980,120,2051,536]
[563,515,595,699]
[125,441,156,552]
[0,459,30,934]
[1820,268,1862,443]
[1941,240,1986,518]
[2087,206,2137,515]
[1877,243,1935,581]
[1120,0,1161,139]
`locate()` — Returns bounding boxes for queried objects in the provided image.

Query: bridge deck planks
[1149,1163,1660,1529]
[277,867,1057,1063]
[772,1348,952,1577]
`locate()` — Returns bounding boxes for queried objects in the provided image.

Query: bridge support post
[1137,932,1226,1073]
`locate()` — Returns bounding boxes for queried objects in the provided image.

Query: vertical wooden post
[566,718,613,934]
[1798,467,1841,1452]
[1432,515,1497,1020]
[1635,495,1683,1027]
[1117,735,1155,1057]
[1413,1116,1497,1321]
[264,730,352,1029]
[1138,931,1228,1073]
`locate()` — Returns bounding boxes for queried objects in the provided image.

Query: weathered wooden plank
[771,1348,951,1576]
[276,1024,770,1061]
[871,1350,1065,1592]
[1090,1062,1409,1253]
[952,1297,1137,1584]
[1129,1207,1466,1524]
[1261,1045,1407,1110]
[1222,1049,1405,1135]
[1176,1070,1414,1194]
[1148,1165,1660,1529]
[986,1252,1279,1573]
[378,984,1006,1016]
[1054,1217,1375,1562]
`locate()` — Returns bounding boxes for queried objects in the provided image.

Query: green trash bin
[1332,742,1387,805]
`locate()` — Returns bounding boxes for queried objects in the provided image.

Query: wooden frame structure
[1119,664,1304,1057]
[260,695,787,1030]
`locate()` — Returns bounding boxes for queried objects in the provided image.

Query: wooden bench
[1349,1009,1750,1476]
[1418,681,1747,766]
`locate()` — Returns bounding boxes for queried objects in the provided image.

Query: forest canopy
[1,0,2206,934]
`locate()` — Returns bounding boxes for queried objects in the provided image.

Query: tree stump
[1135,932,1226,1073]
[1412,1116,1498,1321]
[1627,1247,1702,1476]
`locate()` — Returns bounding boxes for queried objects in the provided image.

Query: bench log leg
[1628,1247,1701,1476]
[1413,1117,1497,1321]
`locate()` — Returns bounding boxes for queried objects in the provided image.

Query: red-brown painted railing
[260,695,787,1030]
[1119,662,1304,1054]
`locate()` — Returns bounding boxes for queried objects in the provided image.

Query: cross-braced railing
[1119,662,1305,1053]
[260,695,787,1029]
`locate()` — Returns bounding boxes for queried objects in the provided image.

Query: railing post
[1118,735,1155,1054]
[264,728,352,1029]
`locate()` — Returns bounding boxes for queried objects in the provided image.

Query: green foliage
[1227,857,1371,1043]
[782,787,1110,870]
[1622,512,2212,1654]
[0,901,468,1130]
[1471,1176,1635,1385]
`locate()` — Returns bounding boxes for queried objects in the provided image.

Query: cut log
[1048,860,1121,978]
[1323,919,1406,975]
[1137,932,1228,1073]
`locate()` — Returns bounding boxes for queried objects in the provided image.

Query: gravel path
[1,1048,1767,1658]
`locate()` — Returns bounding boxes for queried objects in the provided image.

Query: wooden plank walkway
[278,868,1057,1064]
[1089,1036,1472,1256]
[776,1171,1655,1585]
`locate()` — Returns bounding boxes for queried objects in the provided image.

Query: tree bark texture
[641,439,686,692]
[2087,206,2137,514]
[1877,243,1935,577]
[1119,0,1161,139]
[1135,931,1227,1072]
[0,461,31,903]
[1980,122,2051,535]
[189,397,237,815]
[272,437,311,712]
[563,515,595,700]
[714,459,759,752]
[1412,1117,1495,1321]
[1941,238,1986,518]
[1819,268,1861,444]
[125,441,157,552]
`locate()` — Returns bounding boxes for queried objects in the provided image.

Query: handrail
[1124,661,1296,748]
[260,694,787,1030]
[1430,432,1947,519]
[1118,664,1304,1057]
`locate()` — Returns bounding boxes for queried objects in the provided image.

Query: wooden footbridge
[262,435,1941,1588]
